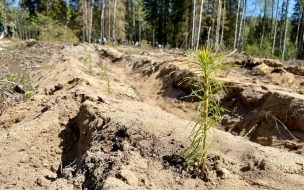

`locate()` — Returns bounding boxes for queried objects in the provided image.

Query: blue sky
[12,0,297,18]
[246,0,297,17]
[290,0,296,16]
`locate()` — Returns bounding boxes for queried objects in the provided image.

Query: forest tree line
[0,0,303,60]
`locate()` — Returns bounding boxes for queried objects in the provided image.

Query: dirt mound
[1,43,304,190]
[101,46,304,154]
[222,83,304,152]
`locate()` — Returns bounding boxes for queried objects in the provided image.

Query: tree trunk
[243,4,256,48]
[113,0,116,41]
[233,0,241,49]
[272,1,279,56]
[82,0,86,42]
[215,0,221,50]
[207,26,211,47]
[279,1,285,49]
[186,7,189,49]
[108,0,111,40]
[192,0,197,49]
[196,0,204,49]
[299,13,304,58]
[295,12,302,49]
[258,0,267,55]
[237,0,246,49]
[100,0,104,39]
[138,2,141,42]
[270,0,274,41]
[86,0,89,42]
[153,26,155,46]
[282,0,289,60]
[139,17,141,42]
[220,0,225,47]
[89,0,93,43]
[133,3,135,41]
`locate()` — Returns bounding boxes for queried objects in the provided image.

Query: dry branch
[0,136,40,187]
[264,111,299,141]
[244,125,257,138]
[0,79,19,85]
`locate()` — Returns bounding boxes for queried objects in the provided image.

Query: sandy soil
[0,41,304,189]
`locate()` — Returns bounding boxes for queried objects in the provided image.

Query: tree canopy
[0,0,301,60]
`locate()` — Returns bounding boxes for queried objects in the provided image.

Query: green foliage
[84,52,93,75]
[41,62,53,70]
[126,84,132,93]
[284,41,297,60]
[4,73,32,85]
[31,13,78,42]
[170,0,190,48]
[101,65,112,94]
[107,41,118,47]
[244,37,272,58]
[244,37,297,60]
[180,46,233,176]
[20,0,69,22]
[136,0,150,35]
[140,39,148,47]
[1,0,299,57]
[6,74,18,82]
[244,44,259,56]
[25,91,36,100]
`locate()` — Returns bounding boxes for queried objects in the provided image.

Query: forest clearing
[0,0,304,189]
[0,40,304,189]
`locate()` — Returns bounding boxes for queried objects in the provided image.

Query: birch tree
[108,0,111,40]
[215,0,221,49]
[100,0,105,40]
[220,0,226,46]
[81,0,87,42]
[279,1,286,49]
[237,0,246,49]
[191,0,203,49]
[80,0,93,43]
[258,0,267,55]
[295,10,302,49]
[112,0,116,40]
[191,0,197,49]
[196,0,204,49]
[272,0,280,56]
[234,0,241,49]
[88,0,93,43]
[282,0,289,60]
[293,0,304,51]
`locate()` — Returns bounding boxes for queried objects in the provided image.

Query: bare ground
[0,41,304,189]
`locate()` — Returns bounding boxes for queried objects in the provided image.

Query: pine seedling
[25,91,36,100]
[101,65,112,94]
[180,46,234,177]
[84,53,93,74]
